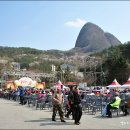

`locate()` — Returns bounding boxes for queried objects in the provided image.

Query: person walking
[65,85,75,119]
[73,86,82,125]
[19,86,25,105]
[52,88,66,122]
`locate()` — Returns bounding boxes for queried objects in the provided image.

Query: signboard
[15,77,37,87]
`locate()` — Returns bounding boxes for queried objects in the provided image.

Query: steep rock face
[75,22,121,53]
[104,32,121,46]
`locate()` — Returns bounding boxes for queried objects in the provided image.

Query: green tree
[55,65,62,81]
[64,66,70,82]
[20,63,29,70]
[103,46,130,85]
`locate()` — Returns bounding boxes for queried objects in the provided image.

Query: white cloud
[64,18,87,28]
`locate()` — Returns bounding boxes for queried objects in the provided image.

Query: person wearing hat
[106,92,121,117]
[52,88,66,122]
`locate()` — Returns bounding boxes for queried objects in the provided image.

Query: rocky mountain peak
[75,22,121,53]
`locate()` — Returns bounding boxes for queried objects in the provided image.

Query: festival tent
[107,79,121,88]
[55,80,62,90]
[121,77,130,88]
[51,80,69,90]
[56,80,63,87]
[51,85,69,90]
[57,80,69,90]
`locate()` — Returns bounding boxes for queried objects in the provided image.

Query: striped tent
[121,77,130,88]
[107,79,121,88]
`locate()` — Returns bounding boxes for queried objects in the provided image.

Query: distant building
[0,59,8,64]
[11,62,20,71]
[51,64,56,72]
[60,64,78,75]
[29,61,39,67]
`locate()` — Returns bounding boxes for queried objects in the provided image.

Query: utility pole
[84,56,105,87]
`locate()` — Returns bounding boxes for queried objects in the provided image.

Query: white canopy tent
[51,85,69,90]
[51,80,69,90]
[107,79,121,88]
[121,77,130,88]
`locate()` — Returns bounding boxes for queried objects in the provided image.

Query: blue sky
[0,1,130,51]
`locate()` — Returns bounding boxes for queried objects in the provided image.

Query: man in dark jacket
[73,86,82,125]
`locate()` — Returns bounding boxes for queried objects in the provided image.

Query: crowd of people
[0,85,83,125]
[0,85,130,124]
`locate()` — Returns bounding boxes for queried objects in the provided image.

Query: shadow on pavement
[93,114,125,119]
[25,117,73,126]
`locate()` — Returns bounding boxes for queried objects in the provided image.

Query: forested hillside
[94,41,130,85]
[0,42,130,86]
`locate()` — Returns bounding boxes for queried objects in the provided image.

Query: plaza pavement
[0,98,130,129]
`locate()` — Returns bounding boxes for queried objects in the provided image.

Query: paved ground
[0,98,130,129]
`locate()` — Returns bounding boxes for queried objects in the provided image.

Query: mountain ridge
[74,22,121,53]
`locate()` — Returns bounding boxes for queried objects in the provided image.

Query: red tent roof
[107,79,121,88]
[121,77,130,88]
